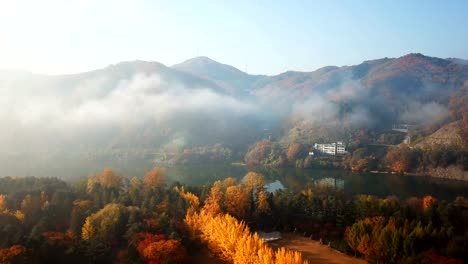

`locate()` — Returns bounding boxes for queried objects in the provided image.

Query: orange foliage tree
[244,139,272,166]
[243,172,266,192]
[96,167,122,189]
[257,190,270,214]
[224,186,250,219]
[286,143,303,162]
[143,240,186,264]
[0,194,7,212]
[219,177,237,190]
[41,231,76,248]
[144,167,165,189]
[345,216,386,261]
[385,147,412,173]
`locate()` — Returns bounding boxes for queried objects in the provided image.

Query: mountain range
[0,53,467,177]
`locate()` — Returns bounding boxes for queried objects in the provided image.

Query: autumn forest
[0,166,466,264]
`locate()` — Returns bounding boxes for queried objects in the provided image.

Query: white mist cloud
[1,73,257,129]
[326,79,367,102]
[401,102,449,124]
[292,94,339,123]
[0,73,260,155]
[347,106,373,127]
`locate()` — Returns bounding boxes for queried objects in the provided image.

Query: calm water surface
[8,158,468,200]
[164,165,468,200]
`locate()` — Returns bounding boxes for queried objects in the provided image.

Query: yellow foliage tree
[203,181,223,216]
[86,176,96,193]
[40,191,49,209]
[175,186,200,209]
[81,203,128,241]
[275,247,306,264]
[130,176,142,190]
[20,194,41,223]
[81,217,95,240]
[14,210,25,222]
[184,207,309,264]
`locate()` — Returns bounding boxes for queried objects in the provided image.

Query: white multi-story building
[313,141,347,155]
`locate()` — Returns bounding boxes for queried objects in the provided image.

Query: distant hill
[48,60,226,94]
[173,56,263,96]
[254,53,467,104]
[448,58,468,65]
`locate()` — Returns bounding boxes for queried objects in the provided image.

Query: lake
[163,165,468,200]
[5,157,468,201]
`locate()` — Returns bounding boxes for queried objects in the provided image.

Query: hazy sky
[1,0,467,75]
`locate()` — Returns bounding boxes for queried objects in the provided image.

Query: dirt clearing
[269,233,366,264]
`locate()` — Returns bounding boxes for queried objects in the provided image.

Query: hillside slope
[415,121,463,147]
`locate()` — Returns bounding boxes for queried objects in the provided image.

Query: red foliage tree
[423,195,437,210]
[131,232,186,264]
[425,252,463,264]
[0,245,27,263]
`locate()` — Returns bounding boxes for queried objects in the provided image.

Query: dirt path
[269,233,366,264]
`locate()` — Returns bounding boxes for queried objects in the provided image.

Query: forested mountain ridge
[174,53,468,103]
[175,53,468,131]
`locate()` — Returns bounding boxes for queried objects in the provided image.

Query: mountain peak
[173,56,246,75]
[401,52,426,58]
[393,53,450,68]
[111,60,166,69]
[174,56,226,68]
[173,57,261,94]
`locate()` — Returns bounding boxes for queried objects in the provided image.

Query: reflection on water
[315,178,345,189]
[6,159,468,201]
[165,165,468,200]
